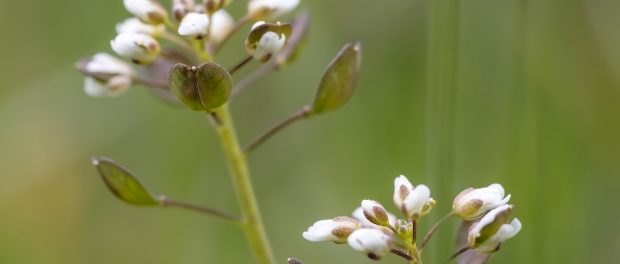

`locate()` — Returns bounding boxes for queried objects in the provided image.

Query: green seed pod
[311,42,362,115]
[169,62,232,111]
[92,157,158,206]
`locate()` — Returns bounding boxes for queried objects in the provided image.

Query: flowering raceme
[303,175,521,263]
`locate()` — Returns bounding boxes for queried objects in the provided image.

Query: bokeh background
[1,0,619,263]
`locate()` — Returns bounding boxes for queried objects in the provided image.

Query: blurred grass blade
[311,42,362,115]
[92,157,159,206]
[169,62,232,111]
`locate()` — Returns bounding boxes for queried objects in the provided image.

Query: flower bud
[352,207,396,229]
[80,53,135,97]
[204,0,230,14]
[111,33,161,64]
[347,228,393,260]
[468,204,521,253]
[116,18,165,36]
[303,217,361,243]
[123,0,168,24]
[172,0,195,21]
[360,200,390,227]
[178,12,210,38]
[209,10,234,43]
[393,175,435,220]
[247,0,300,20]
[453,183,511,220]
[246,21,291,61]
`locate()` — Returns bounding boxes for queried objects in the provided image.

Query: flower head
[347,228,393,260]
[80,53,135,97]
[393,175,435,220]
[111,32,161,64]
[302,217,361,243]
[453,183,511,220]
[123,0,168,24]
[116,17,165,36]
[248,0,300,19]
[467,204,522,253]
[178,12,210,38]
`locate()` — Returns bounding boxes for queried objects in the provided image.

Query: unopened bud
[204,0,230,14]
[123,0,168,24]
[453,184,511,220]
[347,228,393,260]
[247,0,300,20]
[178,12,210,38]
[111,33,161,64]
[361,200,390,227]
[209,10,234,43]
[172,0,195,21]
[79,53,135,97]
[303,217,361,243]
[116,17,165,36]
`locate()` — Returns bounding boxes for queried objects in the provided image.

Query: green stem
[213,104,276,264]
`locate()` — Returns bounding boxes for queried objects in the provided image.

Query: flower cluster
[78,0,299,98]
[302,175,521,262]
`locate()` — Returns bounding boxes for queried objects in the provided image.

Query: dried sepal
[245,21,292,61]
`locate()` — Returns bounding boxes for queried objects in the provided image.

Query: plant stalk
[214,103,276,264]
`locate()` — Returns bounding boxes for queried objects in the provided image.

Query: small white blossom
[393,175,435,219]
[468,205,522,253]
[347,228,393,260]
[178,12,210,37]
[123,0,168,24]
[209,10,234,43]
[249,21,286,61]
[82,53,135,97]
[303,217,361,243]
[116,18,165,36]
[111,32,161,64]
[453,183,511,220]
[248,0,300,19]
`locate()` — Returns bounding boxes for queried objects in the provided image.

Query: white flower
[209,10,234,43]
[303,217,361,243]
[393,175,435,219]
[347,228,393,260]
[110,32,161,64]
[453,183,511,220]
[116,18,165,36]
[248,21,286,61]
[82,53,135,97]
[123,0,168,24]
[178,12,210,37]
[467,205,522,253]
[248,0,300,19]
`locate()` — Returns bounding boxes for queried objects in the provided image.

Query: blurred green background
[1,0,619,263]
